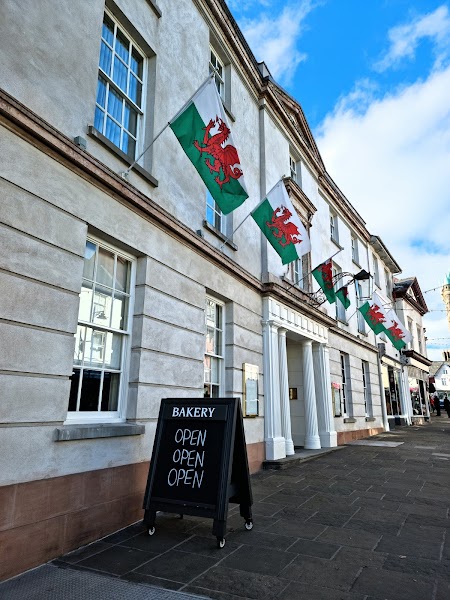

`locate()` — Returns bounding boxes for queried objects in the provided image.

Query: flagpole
[285,248,342,292]
[218,179,283,251]
[121,74,214,179]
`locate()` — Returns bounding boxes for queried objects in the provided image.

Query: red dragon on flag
[367,303,386,328]
[265,206,303,247]
[387,320,405,342]
[319,260,334,290]
[193,116,243,188]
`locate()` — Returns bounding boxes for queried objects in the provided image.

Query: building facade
[0,0,409,579]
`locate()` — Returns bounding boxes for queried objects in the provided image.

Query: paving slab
[3,421,450,600]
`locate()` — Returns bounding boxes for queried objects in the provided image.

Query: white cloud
[239,1,318,84]
[374,5,450,72]
[315,63,450,357]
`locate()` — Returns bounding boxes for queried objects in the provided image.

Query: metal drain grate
[0,565,210,600]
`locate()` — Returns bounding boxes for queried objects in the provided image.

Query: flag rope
[121,74,214,178]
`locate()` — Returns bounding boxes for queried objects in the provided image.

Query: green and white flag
[384,309,412,350]
[251,180,311,265]
[336,285,351,309]
[170,77,248,215]
[312,258,336,304]
[358,291,389,334]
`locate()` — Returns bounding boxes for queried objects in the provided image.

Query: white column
[278,329,295,455]
[302,340,321,449]
[262,320,286,460]
[312,343,337,447]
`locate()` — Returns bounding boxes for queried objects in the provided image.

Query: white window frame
[442,378,447,386]
[407,318,414,350]
[94,9,146,160]
[209,47,225,100]
[340,353,351,416]
[372,254,380,287]
[333,264,346,323]
[416,325,423,354]
[351,236,359,264]
[288,253,310,291]
[66,236,135,424]
[385,269,392,298]
[206,190,225,234]
[204,296,225,398]
[362,360,372,416]
[330,212,339,244]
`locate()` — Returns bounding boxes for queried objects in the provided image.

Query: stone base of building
[0,442,265,582]
[337,427,384,445]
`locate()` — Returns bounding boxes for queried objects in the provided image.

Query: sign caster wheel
[147,527,155,536]
[217,537,226,549]
[244,520,253,531]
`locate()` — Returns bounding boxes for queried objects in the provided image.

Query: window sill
[203,220,237,251]
[352,259,362,269]
[222,101,235,122]
[336,317,348,325]
[365,417,376,422]
[87,126,158,187]
[343,417,356,423]
[54,422,145,442]
[330,237,343,250]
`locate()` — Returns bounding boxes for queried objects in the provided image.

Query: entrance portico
[262,297,337,461]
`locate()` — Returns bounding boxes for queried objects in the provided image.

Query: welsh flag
[336,286,351,309]
[358,292,389,334]
[251,180,311,265]
[384,309,412,350]
[312,258,335,304]
[170,77,248,215]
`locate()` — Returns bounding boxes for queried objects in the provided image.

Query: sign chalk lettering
[143,398,253,549]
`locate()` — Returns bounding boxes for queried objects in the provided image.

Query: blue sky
[228,0,450,359]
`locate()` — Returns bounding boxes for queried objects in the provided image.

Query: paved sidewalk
[2,419,450,599]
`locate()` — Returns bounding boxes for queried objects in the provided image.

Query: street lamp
[353,269,373,300]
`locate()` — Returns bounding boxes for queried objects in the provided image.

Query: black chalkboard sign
[143,398,253,548]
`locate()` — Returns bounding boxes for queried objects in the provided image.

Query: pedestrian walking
[429,395,435,414]
[434,392,441,416]
[444,394,450,418]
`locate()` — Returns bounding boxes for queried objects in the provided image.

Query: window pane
[92,286,113,327]
[215,304,222,328]
[206,326,215,354]
[101,372,120,411]
[206,205,214,225]
[102,15,114,46]
[103,332,122,369]
[123,103,138,134]
[96,76,107,108]
[83,241,97,280]
[131,49,143,77]
[74,325,86,365]
[113,55,128,92]
[105,117,121,146]
[79,283,93,322]
[68,369,81,411]
[99,41,112,76]
[115,256,130,292]
[78,370,102,411]
[112,293,128,330]
[211,357,219,385]
[83,327,106,368]
[115,30,129,63]
[94,106,105,133]
[129,75,142,106]
[107,87,123,123]
[97,247,115,288]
